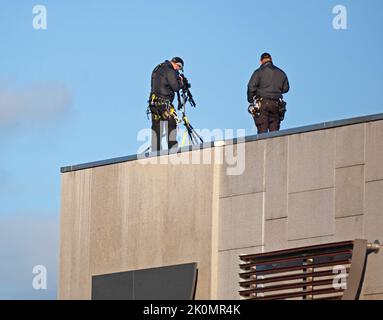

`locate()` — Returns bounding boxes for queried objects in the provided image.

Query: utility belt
[147,93,177,121]
[261,97,280,102]
[248,97,287,121]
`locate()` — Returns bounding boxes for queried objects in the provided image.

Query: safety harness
[146,93,178,121]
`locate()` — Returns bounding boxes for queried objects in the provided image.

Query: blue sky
[0,0,382,299]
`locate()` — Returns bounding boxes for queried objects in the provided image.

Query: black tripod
[177,79,204,146]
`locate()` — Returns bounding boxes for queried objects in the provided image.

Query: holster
[278,100,287,121]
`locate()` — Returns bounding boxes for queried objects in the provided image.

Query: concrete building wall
[59,117,383,300]
[59,151,221,299]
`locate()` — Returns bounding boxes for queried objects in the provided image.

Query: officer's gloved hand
[248,104,256,115]
[179,75,190,90]
[178,74,185,86]
[248,103,261,117]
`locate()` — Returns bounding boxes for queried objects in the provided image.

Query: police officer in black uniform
[148,57,185,151]
[247,53,290,134]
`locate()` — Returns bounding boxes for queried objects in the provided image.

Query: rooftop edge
[60,112,383,173]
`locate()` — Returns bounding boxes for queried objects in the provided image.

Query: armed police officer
[247,53,290,134]
[148,57,186,151]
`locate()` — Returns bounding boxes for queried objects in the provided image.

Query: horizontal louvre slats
[239,269,350,287]
[248,288,345,300]
[239,250,352,269]
[239,241,354,262]
[239,278,338,295]
[238,240,358,300]
[240,259,351,278]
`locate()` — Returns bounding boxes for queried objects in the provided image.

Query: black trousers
[253,99,281,134]
[151,117,178,151]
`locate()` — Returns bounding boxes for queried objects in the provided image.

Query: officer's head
[170,57,184,71]
[260,52,272,65]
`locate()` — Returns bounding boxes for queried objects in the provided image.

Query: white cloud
[0,81,73,126]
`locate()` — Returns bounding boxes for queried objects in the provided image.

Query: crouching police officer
[247,53,290,134]
[148,57,185,151]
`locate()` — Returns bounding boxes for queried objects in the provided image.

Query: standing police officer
[247,53,290,134]
[148,57,185,151]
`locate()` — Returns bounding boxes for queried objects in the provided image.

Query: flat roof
[61,112,383,173]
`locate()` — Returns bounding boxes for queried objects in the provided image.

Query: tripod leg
[184,124,197,145]
[181,130,189,147]
[188,123,204,144]
[187,127,195,144]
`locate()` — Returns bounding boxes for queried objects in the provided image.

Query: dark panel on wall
[92,263,197,300]
[92,271,134,300]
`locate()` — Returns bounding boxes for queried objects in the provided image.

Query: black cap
[171,57,184,70]
[260,52,272,61]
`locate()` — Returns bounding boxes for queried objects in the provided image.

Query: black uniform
[247,61,289,133]
[149,60,183,151]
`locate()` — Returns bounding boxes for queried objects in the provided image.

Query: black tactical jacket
[150,60,182,102]
[247,61,289,103]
